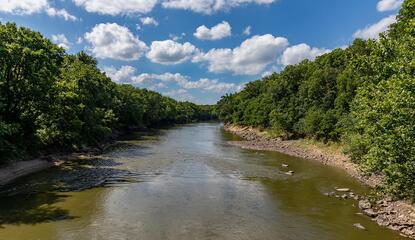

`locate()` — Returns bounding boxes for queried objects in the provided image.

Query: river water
[0,123,408,240]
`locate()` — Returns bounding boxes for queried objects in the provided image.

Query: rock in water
[358,200,372,210]
[282,164,289,168]
[336,188,350,192]
[353,223,366,230]
[363,208,378,218]
[285,170,295,176]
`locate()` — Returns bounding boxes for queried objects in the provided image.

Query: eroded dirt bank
[224,124,415,239]
[0,151,99,186]
[0,130,128,186]
[0,159,55,186]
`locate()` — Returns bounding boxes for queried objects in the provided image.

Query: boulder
[363,209,378,218]
[336,188,350,192]
[285,170,295,176]
[353,223,366,230]
[359,200,372,210]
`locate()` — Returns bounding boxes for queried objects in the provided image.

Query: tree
[0,23,64,160]
[35,54,117,148]
[215,0,415,199]
[349,75,415,199]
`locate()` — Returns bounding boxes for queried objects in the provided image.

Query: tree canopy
[215,0,415,200]
[0,23,214,164]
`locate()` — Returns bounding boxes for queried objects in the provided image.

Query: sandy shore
[224,124,415,238]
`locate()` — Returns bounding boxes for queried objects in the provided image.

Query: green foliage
[296,108,339,141]
[0,121,22,163]
[35,54,118,147]
[114,84,145,128]
[0,22,65,158]
[350,75,415,198]
[389,0,415,38]
[215,0,415,200]
[0,22,215,163]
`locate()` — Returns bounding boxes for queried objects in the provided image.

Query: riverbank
[0,149,103,186]
[0,159,55,186]
[0,128,126,187]
[224,124,415,239]
[0,124,196,186]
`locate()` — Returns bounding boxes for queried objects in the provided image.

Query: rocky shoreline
[224,124,415,239]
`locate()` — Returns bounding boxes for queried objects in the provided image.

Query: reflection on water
[0,123,408,240]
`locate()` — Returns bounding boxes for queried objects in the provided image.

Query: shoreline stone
[353,223,366,230]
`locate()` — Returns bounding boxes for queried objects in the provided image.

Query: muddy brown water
[0,123,408,240]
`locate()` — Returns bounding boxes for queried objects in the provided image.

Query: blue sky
[0,0,403,104]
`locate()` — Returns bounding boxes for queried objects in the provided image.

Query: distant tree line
[216,0,415,200]
[0,22,214,164]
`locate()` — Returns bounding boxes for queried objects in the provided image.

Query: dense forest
[216,0,415,200]
[0,23,214,164]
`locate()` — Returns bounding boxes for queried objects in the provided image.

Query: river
[0,123,408,240]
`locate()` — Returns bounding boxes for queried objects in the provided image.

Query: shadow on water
[103,128,163,156]
[115,128,165,143]
[0,128,166,229]
[0,154,144,227]
[0,192,74,228]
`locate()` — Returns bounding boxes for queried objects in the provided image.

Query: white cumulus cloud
[279,43,330,67]
[165,88,188,96]
[169,32,186,41]
[51,34,72,50]
[243,26,251,36]
[103,65,138,83]
[103,65,243,93]
[76,37,83,44]
[353,15,396,40]
[0,0,77,21]
[0,0,48,15]
[377,0,403,12]
[148,82,168,90]
[140,16,159,26]
[180,78,243,93]
[73,0,158,15]
[162,0,276,14]
[103,66,187,85]
[193,34,288,75]
[194,21,232,40]
[146,40,197,65]
[85,23,148,61]
[164,89,195,102]
[133,72,190,84]
[46,7,77,21]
